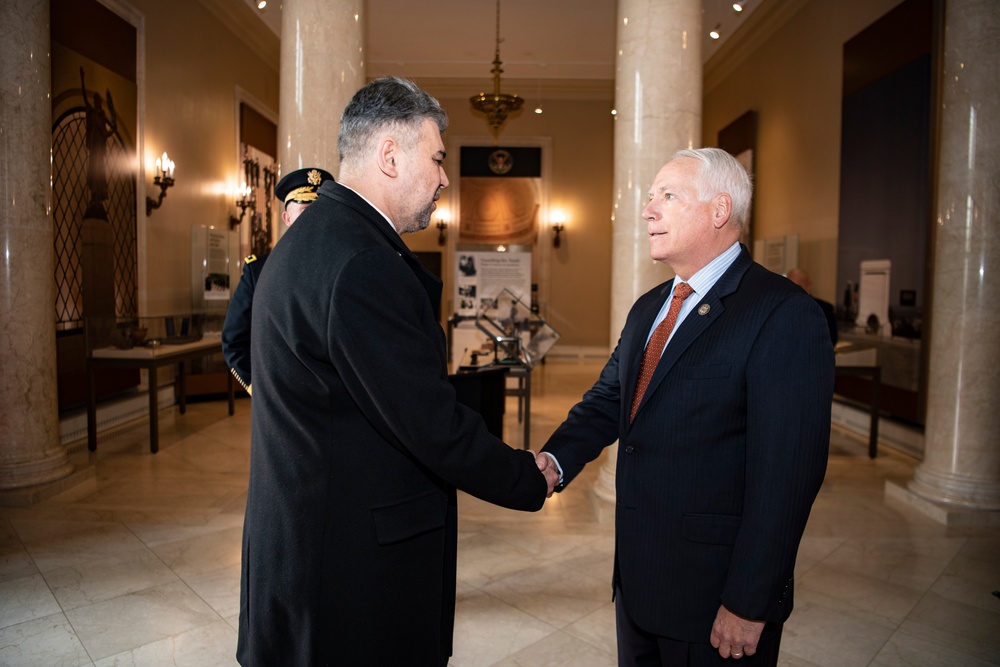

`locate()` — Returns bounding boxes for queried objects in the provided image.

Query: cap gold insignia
[698,304,711,315]
[285,186,319,204]
[307,169,323,186]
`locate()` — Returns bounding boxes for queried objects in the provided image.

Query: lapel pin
[698,304,711,316]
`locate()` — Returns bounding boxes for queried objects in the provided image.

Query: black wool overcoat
[237,182,546,666]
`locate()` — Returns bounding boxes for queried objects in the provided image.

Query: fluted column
[278,0,365,177]
[0,0,75,491]
[900,0,1000,518]
[596,0,702,502]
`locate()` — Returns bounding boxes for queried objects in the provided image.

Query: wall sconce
[145,152,175,216]
[229,182,255,229]
[551,210,566,248]
[435,208,450,246]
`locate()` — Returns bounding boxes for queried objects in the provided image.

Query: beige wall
[403,92,615,350]
[128,0,279,314]
[127,0,911,346]
[702,0,903,304]
[129,0,616,348]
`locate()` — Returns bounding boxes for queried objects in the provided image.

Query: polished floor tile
[1,358,998,666]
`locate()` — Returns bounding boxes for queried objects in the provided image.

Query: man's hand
[709,605,765,659]
[528,450,559,497]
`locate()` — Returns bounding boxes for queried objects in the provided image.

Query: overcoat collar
[319,181,443,320]
[626,245,753,425]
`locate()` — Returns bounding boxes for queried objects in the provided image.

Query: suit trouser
[615,584,783,667]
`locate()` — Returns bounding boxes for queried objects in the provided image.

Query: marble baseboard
[59,386,177,450]
[831,399,925,458]
[0,466,96,508]
[885,481,1000,527]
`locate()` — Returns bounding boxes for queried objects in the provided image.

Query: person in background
[236,77,557,667]
[787,266,839,345]
[221,167,333,395]
[538,148,834,666]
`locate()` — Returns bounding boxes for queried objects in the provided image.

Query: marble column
[0,0,75,492]
[891,0,1000,522]
[595,0,702,502]
[278,0,366,177]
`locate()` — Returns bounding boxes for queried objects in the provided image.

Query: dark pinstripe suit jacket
[542,246,834,642]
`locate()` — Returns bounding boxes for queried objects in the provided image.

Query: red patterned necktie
[629,282,695,423]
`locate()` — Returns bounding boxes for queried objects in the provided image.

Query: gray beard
[400,201,435,234]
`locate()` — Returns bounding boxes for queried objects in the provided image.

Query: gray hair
[673,147,753,229]
[338,77,449,164]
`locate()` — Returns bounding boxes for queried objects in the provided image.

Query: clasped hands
[528,450,559,498]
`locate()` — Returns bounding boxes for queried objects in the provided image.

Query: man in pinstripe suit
[540,148,834,666]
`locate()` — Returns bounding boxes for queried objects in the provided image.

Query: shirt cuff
[542,452,564,486]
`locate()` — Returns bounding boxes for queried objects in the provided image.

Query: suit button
[624,445,635,454]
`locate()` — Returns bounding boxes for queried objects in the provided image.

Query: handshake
[528,450,561,498]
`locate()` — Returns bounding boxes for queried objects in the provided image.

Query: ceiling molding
[703,0,811,94]
[197,0,279,67]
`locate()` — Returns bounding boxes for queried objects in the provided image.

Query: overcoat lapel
[323,183,444,320]
[628,247,754,425]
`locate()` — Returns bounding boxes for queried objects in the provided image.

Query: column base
[885,480,1000,527]
[0,465,96,508]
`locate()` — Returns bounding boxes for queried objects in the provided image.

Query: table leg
[522,371,531,450]
[227,370,235,416]
[516,376,524,422]
[87,361,98,452]
[869,366,882,459]
[148,365,159,454]
[178,361,187,415]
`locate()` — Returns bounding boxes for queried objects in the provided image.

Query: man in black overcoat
[237,78,557,666]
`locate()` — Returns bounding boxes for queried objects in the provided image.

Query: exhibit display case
[472,288,559,369]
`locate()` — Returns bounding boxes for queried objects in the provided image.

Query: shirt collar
[338,183,399,234]
[679,241,742,297]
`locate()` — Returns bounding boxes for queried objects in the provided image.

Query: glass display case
[473,288,559,369]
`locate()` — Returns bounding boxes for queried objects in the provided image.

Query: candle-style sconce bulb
[230,182,254,229]
[146,152,175,216]
[551,210,567,248]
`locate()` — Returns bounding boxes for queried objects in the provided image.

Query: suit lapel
[629,247,753,424]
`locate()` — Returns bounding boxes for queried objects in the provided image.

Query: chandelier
[470,0,524,145]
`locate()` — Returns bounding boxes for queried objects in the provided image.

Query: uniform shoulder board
[245,254,258,264]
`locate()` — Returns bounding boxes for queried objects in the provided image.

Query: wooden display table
[87,335,234,453]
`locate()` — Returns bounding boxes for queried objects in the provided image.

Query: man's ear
[377,136,398,177]
[713,193,732,229]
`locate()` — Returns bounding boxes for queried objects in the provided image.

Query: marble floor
[2,358,998,666]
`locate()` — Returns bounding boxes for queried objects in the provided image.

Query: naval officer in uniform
[221,167,334,394]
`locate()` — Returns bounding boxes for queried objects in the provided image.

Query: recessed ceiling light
[709,23,721,40]
[257,1,267,10]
